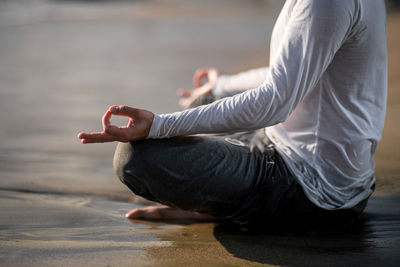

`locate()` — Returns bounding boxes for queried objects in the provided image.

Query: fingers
[103,124,130,141]
[177,88,195,109]
[77,132,117,144]
[193,68,219,87]
[179,68,220,108]
[102,110,112,130]
[103,107,135,131]
[78,106,153,144]
[177,88,192,97]
[179,97,194,109]
[109,105,140,118]
[193,69,209,87]
[78,109,125,144]
[178,83,213,109]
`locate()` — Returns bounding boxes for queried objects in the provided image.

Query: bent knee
[113,141,156,201]
[113,142,135,183]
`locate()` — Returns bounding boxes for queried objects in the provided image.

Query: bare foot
[125,206,217,221]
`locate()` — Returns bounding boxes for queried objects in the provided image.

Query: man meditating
[78,0,387,228]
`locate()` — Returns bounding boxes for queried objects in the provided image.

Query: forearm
[213,67,269,98]
[148,80,286,139]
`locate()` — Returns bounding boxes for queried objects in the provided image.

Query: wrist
[212,75,228,97]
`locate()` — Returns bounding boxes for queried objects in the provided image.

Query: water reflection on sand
[0,190,175,266]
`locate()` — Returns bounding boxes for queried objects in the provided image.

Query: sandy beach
[0,0,399,266]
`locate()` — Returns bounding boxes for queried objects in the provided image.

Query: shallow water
[0,190,177,266]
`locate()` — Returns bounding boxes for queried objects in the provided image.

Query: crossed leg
[114,135,372,230]
[113,134,293,225]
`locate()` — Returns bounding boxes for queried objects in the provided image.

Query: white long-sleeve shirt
[148,0,388,210]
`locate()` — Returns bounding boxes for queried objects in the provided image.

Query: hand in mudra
[78,105,154,144]
[177,68,219,109]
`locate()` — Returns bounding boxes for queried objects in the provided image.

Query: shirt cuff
[146,113,162,139]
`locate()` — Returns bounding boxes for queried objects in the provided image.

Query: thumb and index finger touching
[102,105,137,130]
[103,105,140,139]
[176,70,209,99]
[78,105,141,144]
[193,69,209,87]
[193,68,219,87]
[177,68,219,109]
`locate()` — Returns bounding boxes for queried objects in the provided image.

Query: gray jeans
[113,130,368,229]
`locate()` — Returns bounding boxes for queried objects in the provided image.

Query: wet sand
[0,190,172,266]
[148,196,400,267]
[1,190,399,267]
[0,0,399,266]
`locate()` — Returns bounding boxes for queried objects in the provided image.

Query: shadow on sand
[213,196,400,267]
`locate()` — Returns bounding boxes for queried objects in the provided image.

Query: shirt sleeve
[213,67,270,98]
[148,0,355,139]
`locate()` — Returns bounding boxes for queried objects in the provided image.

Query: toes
[125,206,216,221]
[125,207,163,220]
[125,209,144,219]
